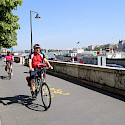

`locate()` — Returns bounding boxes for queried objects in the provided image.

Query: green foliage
[84,48,90,51]
[94,47,105,51]
[48,49,62,52]
[0,0,22,49]
[113,45,117,50]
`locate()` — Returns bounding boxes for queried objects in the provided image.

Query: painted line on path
[48,84,70,98]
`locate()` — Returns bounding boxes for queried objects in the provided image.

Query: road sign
[93,51,97,56]
[11,48,13,51]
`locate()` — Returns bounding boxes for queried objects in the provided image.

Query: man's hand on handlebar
[49,65,53,69]
[30,67,34,71]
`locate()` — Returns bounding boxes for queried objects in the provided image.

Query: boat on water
[54,48,96,63]
[54,54,71,62]
[54,48,125,67]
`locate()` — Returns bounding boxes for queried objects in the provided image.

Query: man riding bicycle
[29,44,53,98]
[4,51,14,76]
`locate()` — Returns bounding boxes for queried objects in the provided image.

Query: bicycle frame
[30,66,48,93]
[6,60,12,79]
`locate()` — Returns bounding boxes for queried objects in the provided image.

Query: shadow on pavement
[2,65,6,66]
[0,95,45,112]
[0,75,9,80]
[23,71,29,74]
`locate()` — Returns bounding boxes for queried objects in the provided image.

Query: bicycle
[26,63,51,111]
[5,60,12,80]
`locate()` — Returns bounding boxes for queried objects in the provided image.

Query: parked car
[106,64,124,68]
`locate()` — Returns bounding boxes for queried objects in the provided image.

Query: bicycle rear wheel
[41,82,51,110]
[8,67,11,80]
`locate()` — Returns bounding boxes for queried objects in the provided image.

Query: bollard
[19,56,25,65]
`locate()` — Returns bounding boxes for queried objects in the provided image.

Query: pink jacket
[5,55,13,63]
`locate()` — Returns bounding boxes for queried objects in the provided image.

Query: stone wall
[48,60,125,96]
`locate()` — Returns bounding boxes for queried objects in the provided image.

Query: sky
[12,0,125,51]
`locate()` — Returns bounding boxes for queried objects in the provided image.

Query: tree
[0,0,22,49]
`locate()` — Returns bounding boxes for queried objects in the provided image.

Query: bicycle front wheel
[41,82,51,110]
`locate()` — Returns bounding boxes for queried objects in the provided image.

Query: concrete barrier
[14,56,20,63]
[48,60,125,96]
[14,56,25,64]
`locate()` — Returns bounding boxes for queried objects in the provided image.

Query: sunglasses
[35,47,40,49]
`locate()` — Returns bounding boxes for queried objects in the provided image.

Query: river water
[46,52,56,59]
[18,52,60,59]
[46,52,63,59]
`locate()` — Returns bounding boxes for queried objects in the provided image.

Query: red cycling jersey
[30,53,45,69]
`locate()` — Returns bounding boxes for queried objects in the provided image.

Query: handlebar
[30,67,50,76]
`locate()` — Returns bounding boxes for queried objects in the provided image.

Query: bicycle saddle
[37,63,46,69]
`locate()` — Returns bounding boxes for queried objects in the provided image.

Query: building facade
[118,40,125,52]
[88,45,96,50]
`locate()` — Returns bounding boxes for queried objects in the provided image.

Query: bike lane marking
[48,84,70,98]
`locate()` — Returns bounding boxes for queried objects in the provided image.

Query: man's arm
[29,58,34,71]
[43,58,53,69]
[4,58,6,62]
[4,56,6,62]
[12,56,14,61]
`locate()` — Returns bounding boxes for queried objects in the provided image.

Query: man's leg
[31,78,35,92]
[6,63,9,72]
[43,73,46,81]
[5,64,7,71]
[10,64,13,72]
[31,78,36,98]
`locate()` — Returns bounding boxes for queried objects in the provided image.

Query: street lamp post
[30,10,41,54]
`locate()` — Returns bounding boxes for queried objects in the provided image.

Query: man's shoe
[31,91,36,99]
[35,89,38,96]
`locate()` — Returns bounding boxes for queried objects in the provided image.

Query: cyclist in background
[40,48,46,63]
[29,44,53,98]
[4,51,14,75]
[40,48,48,61]
[40,48,46,56]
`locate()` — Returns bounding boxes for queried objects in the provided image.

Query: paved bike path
[0,59,125,125]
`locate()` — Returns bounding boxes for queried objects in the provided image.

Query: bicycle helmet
[7,51,11,55]
[33,44,40,49]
